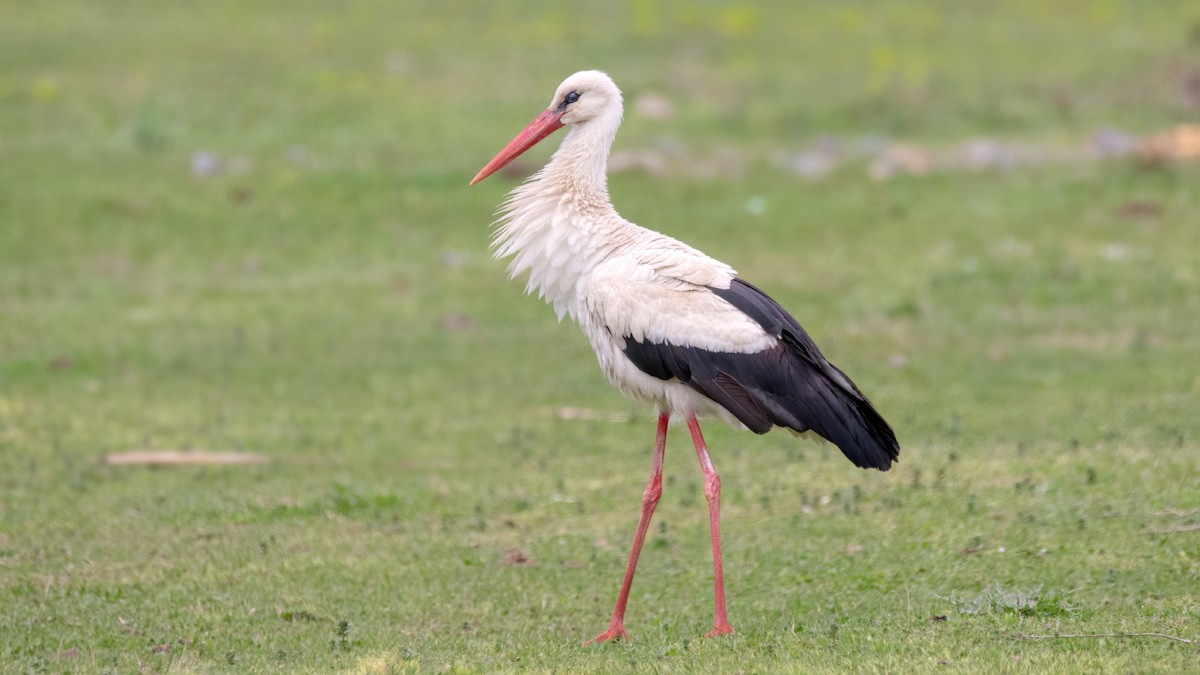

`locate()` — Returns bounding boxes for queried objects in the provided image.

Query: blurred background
[2,1,1198,671]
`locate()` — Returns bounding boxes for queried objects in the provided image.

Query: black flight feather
[620,278,899,470]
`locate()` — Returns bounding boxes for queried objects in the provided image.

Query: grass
[3,0,1200,672]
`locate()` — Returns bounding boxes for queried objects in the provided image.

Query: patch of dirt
[501,548,535,567]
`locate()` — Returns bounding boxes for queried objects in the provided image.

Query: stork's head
[470,70,623,185]
[547,70,622,126]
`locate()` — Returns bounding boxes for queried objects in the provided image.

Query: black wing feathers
[621,278,899,471]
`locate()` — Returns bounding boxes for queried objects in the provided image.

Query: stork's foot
[584,624,629,645]
[705,623,734,639]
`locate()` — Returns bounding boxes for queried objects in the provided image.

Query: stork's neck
[539,110,622,198]
[491,110,631,320]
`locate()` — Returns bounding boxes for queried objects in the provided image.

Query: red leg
[586,412,670,645]
[687,414,734,638]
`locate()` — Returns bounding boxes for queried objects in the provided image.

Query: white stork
[470,70,899,644]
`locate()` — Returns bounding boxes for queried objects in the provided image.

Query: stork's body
[472,71,899,644]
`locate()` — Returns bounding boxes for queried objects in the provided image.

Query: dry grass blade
[1148,523,1200,534]
[1013,632,1194,645]
[106,451,271,466]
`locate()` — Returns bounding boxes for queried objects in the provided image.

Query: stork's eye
[565,91,581,105]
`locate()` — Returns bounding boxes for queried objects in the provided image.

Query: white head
[470,70,624,185]
[546,70,623,127]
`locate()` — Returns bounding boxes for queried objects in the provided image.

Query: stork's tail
[785,359,899,470]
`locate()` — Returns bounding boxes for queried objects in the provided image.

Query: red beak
[470,109,565,185]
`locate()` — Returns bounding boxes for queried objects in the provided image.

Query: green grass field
[3,1,1199,672]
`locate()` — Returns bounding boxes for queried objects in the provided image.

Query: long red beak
[470,109,565,185]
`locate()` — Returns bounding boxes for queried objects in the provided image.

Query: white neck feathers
[490,114,626,320]
[488,101,735,323]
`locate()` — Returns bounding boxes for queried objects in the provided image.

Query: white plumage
[471,70,898,644]
[487,71,769,426]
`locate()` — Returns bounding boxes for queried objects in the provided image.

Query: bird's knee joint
[704,473,721,502]
[642,485,662,508]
